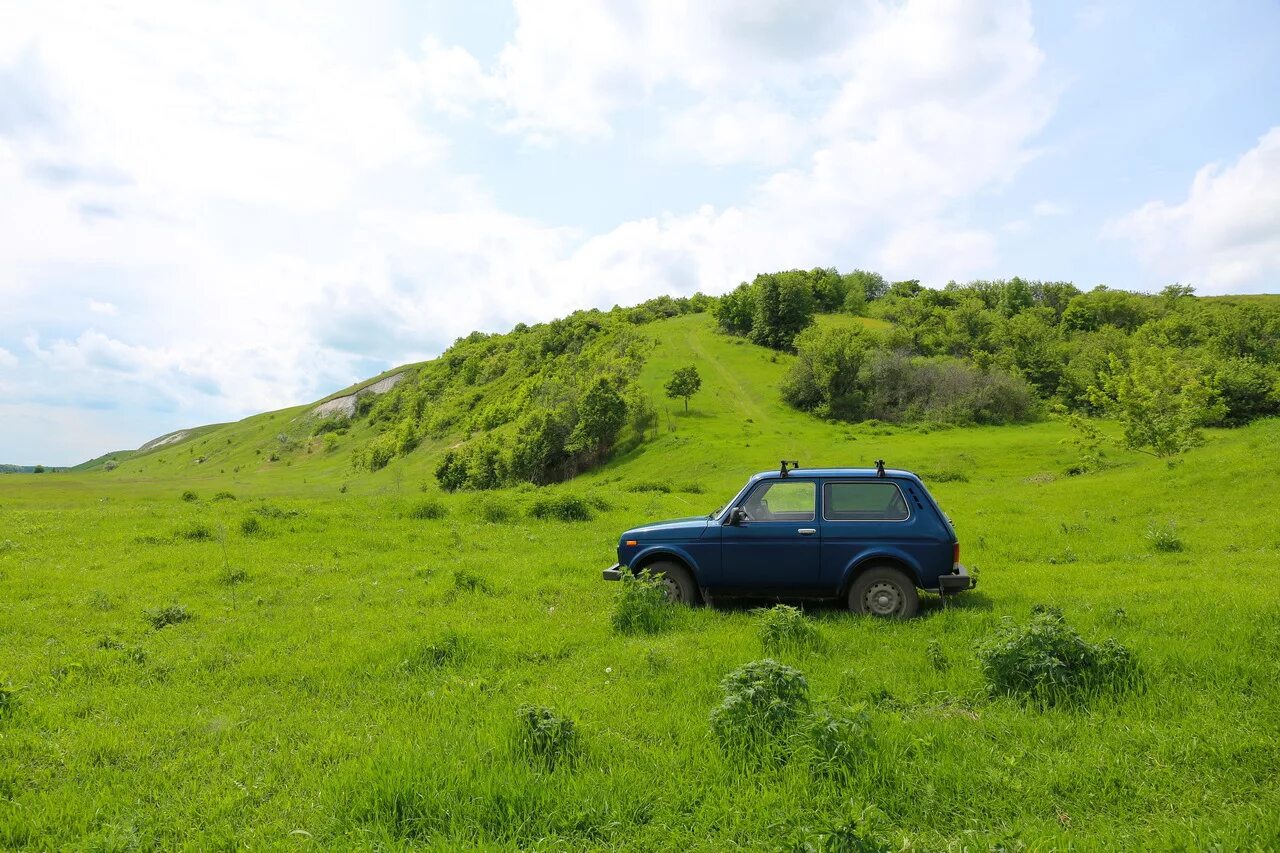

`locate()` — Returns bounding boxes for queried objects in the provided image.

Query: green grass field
[3,313,1279,850]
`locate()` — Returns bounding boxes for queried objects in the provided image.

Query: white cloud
[1033,201,1068,217]
[1108,127,1280,293]
[88,299,117,316]
[0,347,17,368]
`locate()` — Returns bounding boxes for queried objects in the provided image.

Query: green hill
[2,293,1279,849]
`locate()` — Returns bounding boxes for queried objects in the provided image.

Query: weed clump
[926,639,950,672]
[239,516,263,536]
[677,481,706,494]
[755,605,823,653]
[405,498,448,520]
[976,606,1142,706]
[402,630,470,672]
[219,566,249,585]
[805,708,875,780]
[710,659,810,762]
[211,491,236,501]
[921,469,969,483]
[611,570,673,635]
[253,504,302,519]
[180,490,198,502]
[1147,521,1184,553]
[528,494,594,522]
[0,682,19,718]
[514,704,579,770]
[625,480,671,493]
[177,522,213,541]
[452,568,493,594]
[145,604,194,630]
[472,494,516,523]
[0,540,18,553]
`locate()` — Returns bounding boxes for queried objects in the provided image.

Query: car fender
[840,547,925,591]
[629,544,701,580]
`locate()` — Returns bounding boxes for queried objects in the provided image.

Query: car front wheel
[849,566,919,618]
[644,560,700,605]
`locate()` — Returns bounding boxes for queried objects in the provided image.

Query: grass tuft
[755,605,823,653]
[177,522,213,541]
[405,498,448,520]
[528,494,594,522]
[610,570,673,635]
[452,568,494,595]
[144,604,194,630]
[1147,520,1185,553]
[514,704,579,770]
[472,494,516,523]
[180,490,198,502]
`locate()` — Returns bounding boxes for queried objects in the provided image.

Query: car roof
[748,468,924,484]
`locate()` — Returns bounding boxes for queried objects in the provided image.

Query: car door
[818,479,929,591]
[719,478,822,594]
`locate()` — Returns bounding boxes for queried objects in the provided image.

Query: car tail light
[953,542,960,569]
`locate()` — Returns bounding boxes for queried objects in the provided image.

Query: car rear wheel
[849,566,919,618]
[644,560,699,605]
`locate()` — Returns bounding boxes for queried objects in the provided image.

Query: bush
[677,481,706,494]
[452,568,493,594]
[976,606,1142,705]
[710,659,810,761]
[218,566,249,585]
[145,604,194,630]
[178,522,213,541]
[514,704,579,770]
[528,494,594,522]
[611,570,673,635]
[1147,520,1184,553]
[755,605,823,653]
[405,498,448,520]
[472,494,517,523]
[239,516,263,536]
[211,491,236,501]
[625,480,671,493]
[180,490,198,502]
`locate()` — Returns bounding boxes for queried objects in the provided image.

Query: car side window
[824,481,910,521]
[741,480,815,522]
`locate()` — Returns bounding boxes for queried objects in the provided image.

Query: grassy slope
[2,313,1279,850]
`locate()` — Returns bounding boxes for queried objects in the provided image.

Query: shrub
[218,566,249,585]
[211,491,236,501]
[239,516,263,536]
[472,494,516,523]
[178,522,213,541]
[710,659,810,761]
[677,481,706,494]
[805,709,875,780]
[528,494,593,522]
[755,605,823,653]
[405,498,448,520]
[1147,521,1184,553]
[514,704,579,770]
[926,639,950,672]
[920,469,969,483]
[180,490,198,502]
[611,570,673,635]
[976,607,1142,705]
[252,504,301,519]
[145,604,194,630]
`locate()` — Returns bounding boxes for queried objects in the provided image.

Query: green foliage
[211,491,236,501]
[528,493,593,522]
[664,365,702,412]
[977,607,1142,706]
[514,704,579,771]
[32,464,45,474]
[401,630,470,672]
[181,490,198,502]
[568,378,627,459]
[925,639,950,672]
[710,659,811,761]
[452,568,493,594]
[471,493,516,523]
[144,604,194,630]
[1146,520,1184,553]
[750,272,817,350]
[0,681,19,718]
[755,605,823,654]
[239,516,263,536]
[1090,348,1224,458]
[405,498,448,520]
[1060,410,1108,474]
[611,570,674,635]
[781,325,871,420]
[805,709,875,781]
[178,522,213,541]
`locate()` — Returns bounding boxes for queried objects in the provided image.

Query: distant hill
[0,464,65,474]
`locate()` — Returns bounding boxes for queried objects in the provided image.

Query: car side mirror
[729,506,748,526]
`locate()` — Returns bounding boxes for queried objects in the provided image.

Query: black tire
[644,560,700,605]
[849,565,919,618]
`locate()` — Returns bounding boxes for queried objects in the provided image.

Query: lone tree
[665,365,702,413]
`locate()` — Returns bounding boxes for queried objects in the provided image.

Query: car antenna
[780,460,799,477]
[875,459,886,478]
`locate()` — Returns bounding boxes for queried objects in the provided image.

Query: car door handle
[798,528,817,535]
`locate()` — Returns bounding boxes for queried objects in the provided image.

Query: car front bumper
[937,563,975,595]
[602,563,624,581]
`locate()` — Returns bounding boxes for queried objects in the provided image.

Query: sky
[1,0,1278,466]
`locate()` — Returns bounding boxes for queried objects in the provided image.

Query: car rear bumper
[602,563,624,581]
[937,564,975,596]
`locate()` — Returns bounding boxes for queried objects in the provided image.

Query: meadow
[2,313,1279,850]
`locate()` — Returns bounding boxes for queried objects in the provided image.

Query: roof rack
[779,460,800,477]
[875,459,886,478]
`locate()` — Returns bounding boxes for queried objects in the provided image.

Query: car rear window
[824,481,910,521]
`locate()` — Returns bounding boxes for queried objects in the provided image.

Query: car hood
[623,516,713,540]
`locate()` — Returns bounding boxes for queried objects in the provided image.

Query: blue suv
[603,462,974,617]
